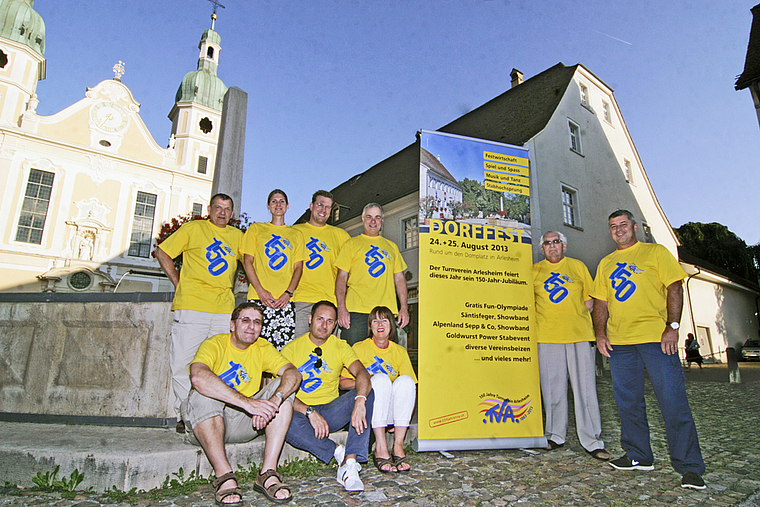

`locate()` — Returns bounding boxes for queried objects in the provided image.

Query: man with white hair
[533,231,608,460]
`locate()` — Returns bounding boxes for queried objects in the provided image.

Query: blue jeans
[608,342,704,475]
[285,388,374,464]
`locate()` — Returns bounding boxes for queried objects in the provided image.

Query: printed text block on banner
[416,130,543,451]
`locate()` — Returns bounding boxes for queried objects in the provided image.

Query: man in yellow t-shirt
[591,210,705,490]
[281,301,374,492]
[156,193,243,432]
[292,190,350,337]
[335,203,408,345]
[185,302,301,504]
[533,231,607,460]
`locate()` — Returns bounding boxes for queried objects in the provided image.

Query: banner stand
[413,436,548,452]
[416,130,543,451]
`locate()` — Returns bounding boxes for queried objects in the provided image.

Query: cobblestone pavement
[2,364,759,506]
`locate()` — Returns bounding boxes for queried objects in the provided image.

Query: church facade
[0,0,227,293]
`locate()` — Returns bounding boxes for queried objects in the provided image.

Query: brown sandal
[212,471,243,507]
[393,454,411,472]
[253,469,292,504]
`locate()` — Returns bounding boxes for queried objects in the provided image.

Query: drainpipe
[684,267,700,356]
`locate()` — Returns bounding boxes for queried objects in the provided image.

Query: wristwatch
[274,392,284,400]
[305,406,314,417]
[666,322,680,330]
[285,290,294,297]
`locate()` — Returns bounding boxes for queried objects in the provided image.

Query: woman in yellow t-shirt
[240,189,306,349]
[340,306,417,473]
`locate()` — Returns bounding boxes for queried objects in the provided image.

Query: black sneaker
[609,455,654,471]
[681,472,706,489]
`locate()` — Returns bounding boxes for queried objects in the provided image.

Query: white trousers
[538,341,604,452]
[169,309,231,416]
[370,373,416,428]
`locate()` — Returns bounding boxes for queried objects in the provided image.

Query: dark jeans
[285,388,375,464]
[339,312,369,345]
[609,342,705,474]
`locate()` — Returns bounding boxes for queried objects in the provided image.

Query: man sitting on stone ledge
[281,300,375,492]
[184,301,301,505]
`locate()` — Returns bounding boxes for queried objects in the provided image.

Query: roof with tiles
[298,63,579,225]
[736,4,760,91]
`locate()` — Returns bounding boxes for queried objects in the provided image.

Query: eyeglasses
[313,202,332,210]
[542,239,562,246]
[313,347,322,369]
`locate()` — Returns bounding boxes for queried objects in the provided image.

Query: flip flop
[392,454,411,473]
[587,448,610,461]
[373,454,397,473]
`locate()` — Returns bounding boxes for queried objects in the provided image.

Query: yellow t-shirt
[591,242,687,345]
[159,220,243,313]
[280,333,359,406]
[533,256,595,344]
[334,234,407,314]
[341,338,418,383]
[239,223,307,299]
[291,223,350,304]
[191,333,290,398]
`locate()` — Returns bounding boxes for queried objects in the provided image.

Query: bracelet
[355,395,367,401]
[285,290,293,297]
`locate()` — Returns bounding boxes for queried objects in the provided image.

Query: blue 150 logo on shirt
[609,262,642,302]
[305,237,329,269]
[206,237,234,276]
[264,234,292,270]
[543,272,571,303]
[298,353,332,393]
[364,245,390,278]
[366,355,397,377]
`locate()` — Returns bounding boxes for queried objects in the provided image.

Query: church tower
[168,10,227,181]
[0,0,45,127]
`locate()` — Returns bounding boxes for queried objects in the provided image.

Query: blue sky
[32,1,760,245]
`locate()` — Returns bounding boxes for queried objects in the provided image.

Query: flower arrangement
[448,200,479,220]
[419,195,442,219]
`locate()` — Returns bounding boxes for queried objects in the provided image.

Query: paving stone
[2,365,760,506]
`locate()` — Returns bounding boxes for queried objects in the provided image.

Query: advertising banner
[414,130,544,451]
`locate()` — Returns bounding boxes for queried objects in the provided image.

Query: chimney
[510,68,524,88]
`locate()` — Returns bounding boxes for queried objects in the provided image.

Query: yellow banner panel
[485,179,530,196]
[483,160,529,177]
[484,171,529,186]
[417,224,542,441]
[483,151,529,168]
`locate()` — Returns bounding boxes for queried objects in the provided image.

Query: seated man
[281,300,375,492]
[184,301,301,505]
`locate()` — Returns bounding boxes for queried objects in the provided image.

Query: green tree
[675,222,759,282]
[459,178,530,222]
[461,178,500,215]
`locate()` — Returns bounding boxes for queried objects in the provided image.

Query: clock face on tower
[89,101,129,133]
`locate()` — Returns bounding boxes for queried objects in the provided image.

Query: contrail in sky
[591,29,633,46]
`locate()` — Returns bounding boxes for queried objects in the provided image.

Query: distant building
[312,63,760,363]
[736,3,760,131]
[0,0,227,293]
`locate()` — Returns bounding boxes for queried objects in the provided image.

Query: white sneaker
[337,458,363,492]
[333,444,345,465]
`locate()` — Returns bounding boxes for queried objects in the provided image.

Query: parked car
[741,339,760,361]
